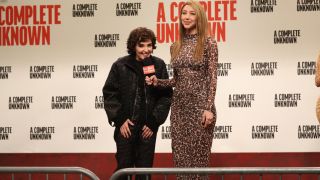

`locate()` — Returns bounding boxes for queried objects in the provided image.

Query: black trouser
[114,124,157,180]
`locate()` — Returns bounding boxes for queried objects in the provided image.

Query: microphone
[142,57,155,77]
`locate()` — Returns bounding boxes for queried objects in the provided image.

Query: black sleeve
[102,63,128,127]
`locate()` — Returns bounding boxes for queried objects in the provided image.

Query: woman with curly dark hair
[103,27,172,180]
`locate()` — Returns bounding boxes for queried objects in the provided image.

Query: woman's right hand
[145,75,158,86]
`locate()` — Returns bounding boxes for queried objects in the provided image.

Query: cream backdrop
[0,0,320,153]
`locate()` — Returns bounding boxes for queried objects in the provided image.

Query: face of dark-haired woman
[135,39,153,61]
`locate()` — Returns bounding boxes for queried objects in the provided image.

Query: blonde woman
[146,1,218,179]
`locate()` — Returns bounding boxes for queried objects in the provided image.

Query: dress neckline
[184,33,198,40]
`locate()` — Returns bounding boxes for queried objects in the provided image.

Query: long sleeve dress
[158,34,218,179]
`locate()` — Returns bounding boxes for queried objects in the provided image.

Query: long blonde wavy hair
[171,0,208,62]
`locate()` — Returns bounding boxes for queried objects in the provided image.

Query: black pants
[114,124,157,180]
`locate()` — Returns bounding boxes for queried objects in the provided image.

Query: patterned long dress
[158,34,218,179]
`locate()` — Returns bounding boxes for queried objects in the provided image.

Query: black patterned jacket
[102,55,172,132]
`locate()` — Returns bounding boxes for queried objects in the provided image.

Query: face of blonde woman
[135,39,153,61]
[181,5,197,35]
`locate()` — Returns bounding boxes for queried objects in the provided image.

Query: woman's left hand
[201,110,215,128]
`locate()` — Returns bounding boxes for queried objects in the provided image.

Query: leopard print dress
[158,34,218,179]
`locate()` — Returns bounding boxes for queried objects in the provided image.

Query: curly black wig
[127,27,157,55]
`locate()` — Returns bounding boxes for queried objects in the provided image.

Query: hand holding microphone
[146,75,158,86]
[145,75,158,86]
[143,57,158,86]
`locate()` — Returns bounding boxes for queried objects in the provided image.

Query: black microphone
[142,57,155,77]
[142,58,155,116]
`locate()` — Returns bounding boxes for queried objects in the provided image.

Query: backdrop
[0,0,320,179]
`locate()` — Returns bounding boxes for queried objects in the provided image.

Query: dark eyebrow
[138,41,152,45]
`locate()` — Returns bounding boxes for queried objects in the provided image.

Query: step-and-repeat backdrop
[0,0,320,153]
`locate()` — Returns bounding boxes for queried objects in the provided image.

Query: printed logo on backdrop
[161,126,171,139]
[156,0,238,43]
[74,126,98,140]
[8,96,33,110]
[297,0,320,12]
[274,30,301,44]
[251,0,277,13]
[95,96,104,109]
[274,93,301,107]
[228,94,255,108]
[0,127,12,140]
[0,66,12,79]
[213,125,232,139]
[0,5,61,46]
[51,96,77,109]
[251,62,277,76]
[72,4,97,17]
[297,61,316,75]
[30,65,54,79]
[30,127,55,140]
[252,125,278,139]
[116,2,141,16]
[94,34,119,47]
[73,65,98,78]
[161,125,232,140]
[218,63,232,76]
[298,125,320,139]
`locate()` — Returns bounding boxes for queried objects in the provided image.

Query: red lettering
[157,24,164,43]
[156,23,179,43]
[27,26,50,45]
[0,26,50,46]
[199,1,207,12]
[11,27,19,45]
[42,26,50,45]
[14,6,24,25]
[221,1,229,20]
[166,23,176,43]
[230,1,237,20]
[0,6,4,25]
[39,5,46,24]
[214,1,221,21]
[157,3,166,22]
[32,5,40,25]
[200,1,238,21]
[25,6,32,25]
[208,22,225,42]
[2,27,11,45]
[170,2,178,22]
[47,5,54,24]
[206,1,214,21]
[20,26,28,46]
[5,7,13,25]
[28,26,41,45]
[0,5,62,25]
[170,2,185,22]
[54,5,61,24]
